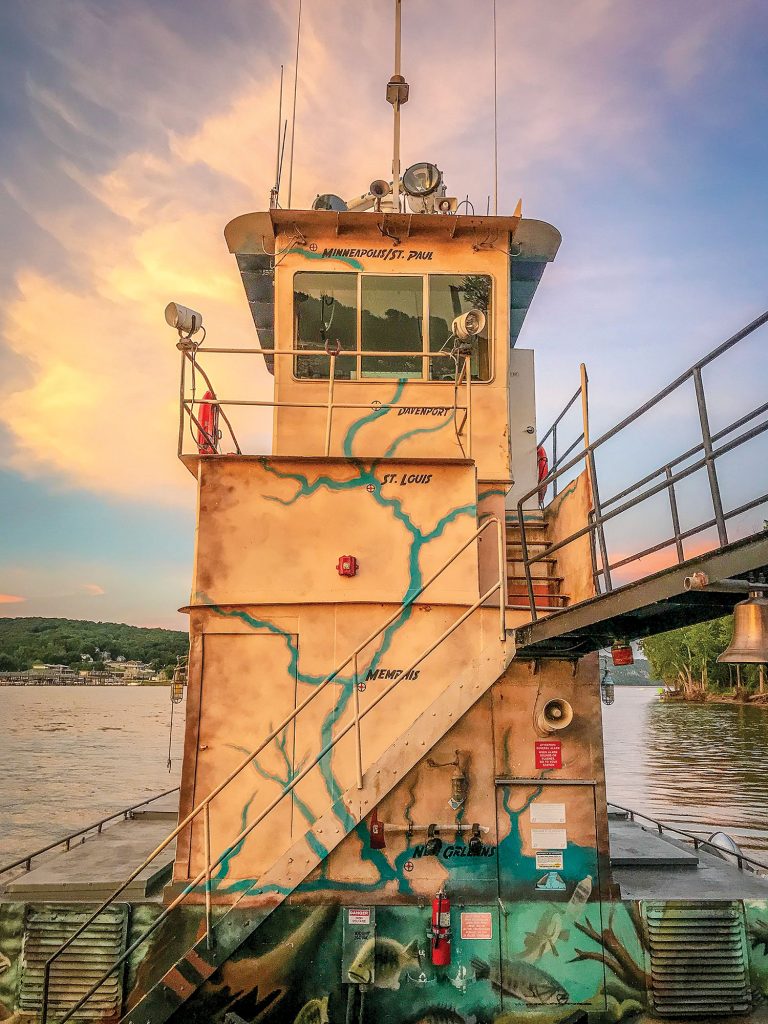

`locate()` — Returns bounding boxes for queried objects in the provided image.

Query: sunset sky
[1,0,767,628]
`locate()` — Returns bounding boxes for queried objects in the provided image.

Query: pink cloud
[0,594,26,604]
[81,583,105,596]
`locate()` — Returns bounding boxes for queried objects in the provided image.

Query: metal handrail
[610,803,768,874]
[0,788,179,878]
[517,310,768,620]
[42,515,507,1024]
[178,344,475,460]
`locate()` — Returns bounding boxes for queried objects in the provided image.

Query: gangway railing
[177,343,475,458]
[611,803,768,874]
[0,788,179,880]
[518,310,768,621]
[41,515,508,1024]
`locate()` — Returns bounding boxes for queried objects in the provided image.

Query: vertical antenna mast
[287,0,302,209]
[386,0,409,210]
[270,64,284,209]
[493,0,498,215]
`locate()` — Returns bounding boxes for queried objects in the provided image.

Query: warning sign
[347,908,371,925]
[535,740,562,770]
[535,851,564,870]
[461,912,493,940]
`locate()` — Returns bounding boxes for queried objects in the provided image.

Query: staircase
[42,516,514,1024]
[122,640,512,1024]
[506,509,569,612]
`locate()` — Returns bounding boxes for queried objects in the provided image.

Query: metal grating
[644,901,751,1017]
[18,904,128,1022]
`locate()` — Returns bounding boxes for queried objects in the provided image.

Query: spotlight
[402,162,442,198]
[312,193,348,212]
[165,302,203,336]
[452,309,486,340]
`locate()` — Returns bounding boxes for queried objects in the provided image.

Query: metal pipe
[684,574,768,594]
[324,353,337,456]
[693,367,728,547]
[353,654,363,791]
[465,354,472,459]
[665,466,684,563]
[516,496,538,622]
[204,802,213,949]
[392,0,403,208]
[587,448,612,592]
[497,514,507,639]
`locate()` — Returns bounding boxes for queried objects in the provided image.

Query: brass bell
[718,592,768,664]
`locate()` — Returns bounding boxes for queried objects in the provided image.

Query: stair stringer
[121,636,514,1024]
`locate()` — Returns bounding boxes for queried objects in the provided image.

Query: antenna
[270,65,284,209]
[492,0,498,215]
[287,0,302,209]
[386,0,409,211]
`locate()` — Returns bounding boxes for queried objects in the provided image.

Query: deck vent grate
[643,900,751,1017]
[18,904,128,1022]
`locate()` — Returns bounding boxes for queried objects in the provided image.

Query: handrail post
[587,449,612,592]
[324,352,337,456]
[497,516,507,639]
[693,367,728,546]
[665,466,685,563]
[465,354,472,459]
[517,498,537,621]
[178,346,186,458]
[203,802,213,949]
[552,425,558,499]
[353,654,364,790]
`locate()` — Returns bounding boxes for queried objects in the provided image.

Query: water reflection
[603,687,768,859]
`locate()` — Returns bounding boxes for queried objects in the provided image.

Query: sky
[1,0,767,629]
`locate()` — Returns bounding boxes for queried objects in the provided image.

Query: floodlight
[165,302,203,335]
[312,194,348,212]
[402,162,442,197]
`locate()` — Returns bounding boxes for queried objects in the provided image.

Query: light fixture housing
[402,162,442,198]
[312,193,348,212]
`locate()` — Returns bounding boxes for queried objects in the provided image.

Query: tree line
[642,615,765,700]
[0,617,188,673]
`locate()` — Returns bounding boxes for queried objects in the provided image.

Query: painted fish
[294,994,329,1024]
[347,936,419,990]
[0,951,9,975]
[567,874,593,912]
[521,911,570,961]
[749,916,768,955]
[471,956,569,1005]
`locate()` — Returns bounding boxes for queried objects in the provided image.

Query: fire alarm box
[337,555,359,578]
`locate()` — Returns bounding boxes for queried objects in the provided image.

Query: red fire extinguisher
[430,888,451,966]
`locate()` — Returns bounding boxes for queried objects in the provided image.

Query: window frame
[291,270,495,384]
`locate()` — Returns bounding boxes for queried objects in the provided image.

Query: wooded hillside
[0,617,188,672]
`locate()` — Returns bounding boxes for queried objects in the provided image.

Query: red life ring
[197,390,219,454]
[537,445,549,505]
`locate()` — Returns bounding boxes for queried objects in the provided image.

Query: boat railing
[0,787,179,880]
[517,309,768,620]
[611,802,768,874]
[537,363,590,502]
[41,514,508,1024]
[177,342,474,459]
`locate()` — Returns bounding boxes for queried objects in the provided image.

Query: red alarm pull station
[337,555,359,578]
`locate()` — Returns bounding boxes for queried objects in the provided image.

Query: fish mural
[521,910,570,961]
[566,876,592,913]
[294,994,330,1024]
[347,936,420,990]
[471,956,570,1005]
[749,916,768,956]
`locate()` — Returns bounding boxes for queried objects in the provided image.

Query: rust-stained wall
[546,469,597,605]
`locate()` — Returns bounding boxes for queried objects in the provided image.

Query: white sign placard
[348,908,371,925]
[531,828,568,850]
[535,851,564,870]
[530,802,566,824]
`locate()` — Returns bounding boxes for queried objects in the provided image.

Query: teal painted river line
[197,380,477,888]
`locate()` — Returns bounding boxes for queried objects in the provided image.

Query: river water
[1,685,767,865]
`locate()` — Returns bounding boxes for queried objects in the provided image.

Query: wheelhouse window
[293,271,492,381]
[293,272,356,379]
[361,275,423,378]
[429,274,491,381]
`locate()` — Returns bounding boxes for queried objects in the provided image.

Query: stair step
[507,574,564,584]
[121,641,513,1024]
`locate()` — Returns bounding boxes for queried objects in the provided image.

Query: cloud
[0,594,26,604]
[81,583,105,596]
[0,0,761,509]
